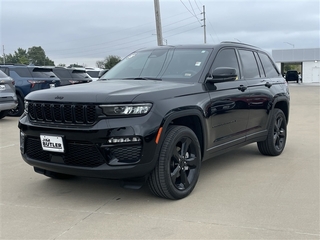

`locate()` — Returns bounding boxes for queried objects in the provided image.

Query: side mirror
[206,67,237,83]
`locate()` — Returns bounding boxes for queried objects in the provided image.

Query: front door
[206,48,249,153]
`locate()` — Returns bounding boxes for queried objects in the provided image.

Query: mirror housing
[206,67,237,83]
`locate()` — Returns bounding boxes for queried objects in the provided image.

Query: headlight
[99,103,152,116]
[24,100,29,113]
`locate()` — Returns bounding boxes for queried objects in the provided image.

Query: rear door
[237,49,278,141]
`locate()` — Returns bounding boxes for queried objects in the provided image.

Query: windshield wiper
[124,77,162,81]
[99,77,162,81]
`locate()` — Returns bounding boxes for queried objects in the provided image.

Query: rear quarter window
[0,67,10,76]
[71,70,89,79]
[86,71,99,78]
[30,68,57,78]
[54,69,72,78]
[258,53,279,78]
[0,70,8,78]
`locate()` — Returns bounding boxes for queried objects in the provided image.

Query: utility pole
[153,0,163,46]
[2,45,5,64]
[202,5,207,44]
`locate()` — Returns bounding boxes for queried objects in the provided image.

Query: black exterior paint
[18,42,290,180]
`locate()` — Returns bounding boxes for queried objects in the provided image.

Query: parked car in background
[19,42,290,199]
[0,65,60,116]
[85,67,109,81]
[0,70,17,119]
[53,67,92,86]
[286,70,299,83]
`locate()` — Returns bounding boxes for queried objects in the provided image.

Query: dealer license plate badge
[40,135,64,153]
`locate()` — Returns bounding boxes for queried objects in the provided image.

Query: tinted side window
[0,70,8,78]
[258,53,279,78]
[31,68,56,78]
[71,70,90,79]
[87,71,99,78]
[0,67,10,76]
[54,69,72,78]
[211,48,240,76]
[14,68,32,77]
[238,50,260,79]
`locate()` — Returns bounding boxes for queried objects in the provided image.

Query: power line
[193,0,202,12]
[188,0,201,24]
[179,0,202,26]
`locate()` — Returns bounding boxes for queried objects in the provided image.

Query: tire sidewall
[271,109,287,155]
[160,126,201,199]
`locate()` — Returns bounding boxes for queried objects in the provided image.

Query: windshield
[100,48,211,82]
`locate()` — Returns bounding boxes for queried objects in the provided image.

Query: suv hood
[26,80,202,103]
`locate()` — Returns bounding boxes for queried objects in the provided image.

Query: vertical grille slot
[27,102,97,125]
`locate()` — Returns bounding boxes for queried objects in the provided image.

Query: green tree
[28,46,49,65]
[4,53,18,64]
[98,55,121,69]
[2,46,55,65]
[67,64,84,68]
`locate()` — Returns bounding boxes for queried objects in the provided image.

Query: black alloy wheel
[148,125,201,199]
[258,108,287,156]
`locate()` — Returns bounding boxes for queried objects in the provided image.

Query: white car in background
[85,68,108,81]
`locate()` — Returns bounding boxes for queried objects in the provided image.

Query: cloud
[1,0,319,67]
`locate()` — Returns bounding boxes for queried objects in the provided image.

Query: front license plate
[0,85,5,90]
[40,135,64,153]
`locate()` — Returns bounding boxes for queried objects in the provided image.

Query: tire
[0,110,9,119]
[34,167,73,179]
[257,109,287,156]
[148,126,201,200]
[8,94,24,117]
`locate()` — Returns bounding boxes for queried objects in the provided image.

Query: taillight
[69,80,80,84]
[27,80,45,88]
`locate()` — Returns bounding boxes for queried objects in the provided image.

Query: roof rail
[0,63,26,66]
[221,41,260,48]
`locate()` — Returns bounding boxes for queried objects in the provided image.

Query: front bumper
[18,112,162,179]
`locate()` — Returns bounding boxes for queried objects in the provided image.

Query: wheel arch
[15,88,25,99]
[159,109,207,161]
[274,99,289,124]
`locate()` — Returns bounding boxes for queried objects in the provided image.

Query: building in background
[272,48,320,83]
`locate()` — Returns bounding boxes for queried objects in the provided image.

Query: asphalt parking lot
[0,83,319,239]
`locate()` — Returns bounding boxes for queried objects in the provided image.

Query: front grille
[25,137,105,168]
[28,102,97,125]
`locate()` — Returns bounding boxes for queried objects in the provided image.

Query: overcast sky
[1,0,319,67]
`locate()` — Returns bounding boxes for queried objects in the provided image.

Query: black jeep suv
[19,42,290,199]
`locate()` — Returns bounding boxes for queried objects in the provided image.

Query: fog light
[108,137,141,144]
[20,131,25,153]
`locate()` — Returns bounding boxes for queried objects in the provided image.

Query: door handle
[238,85,247,92]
